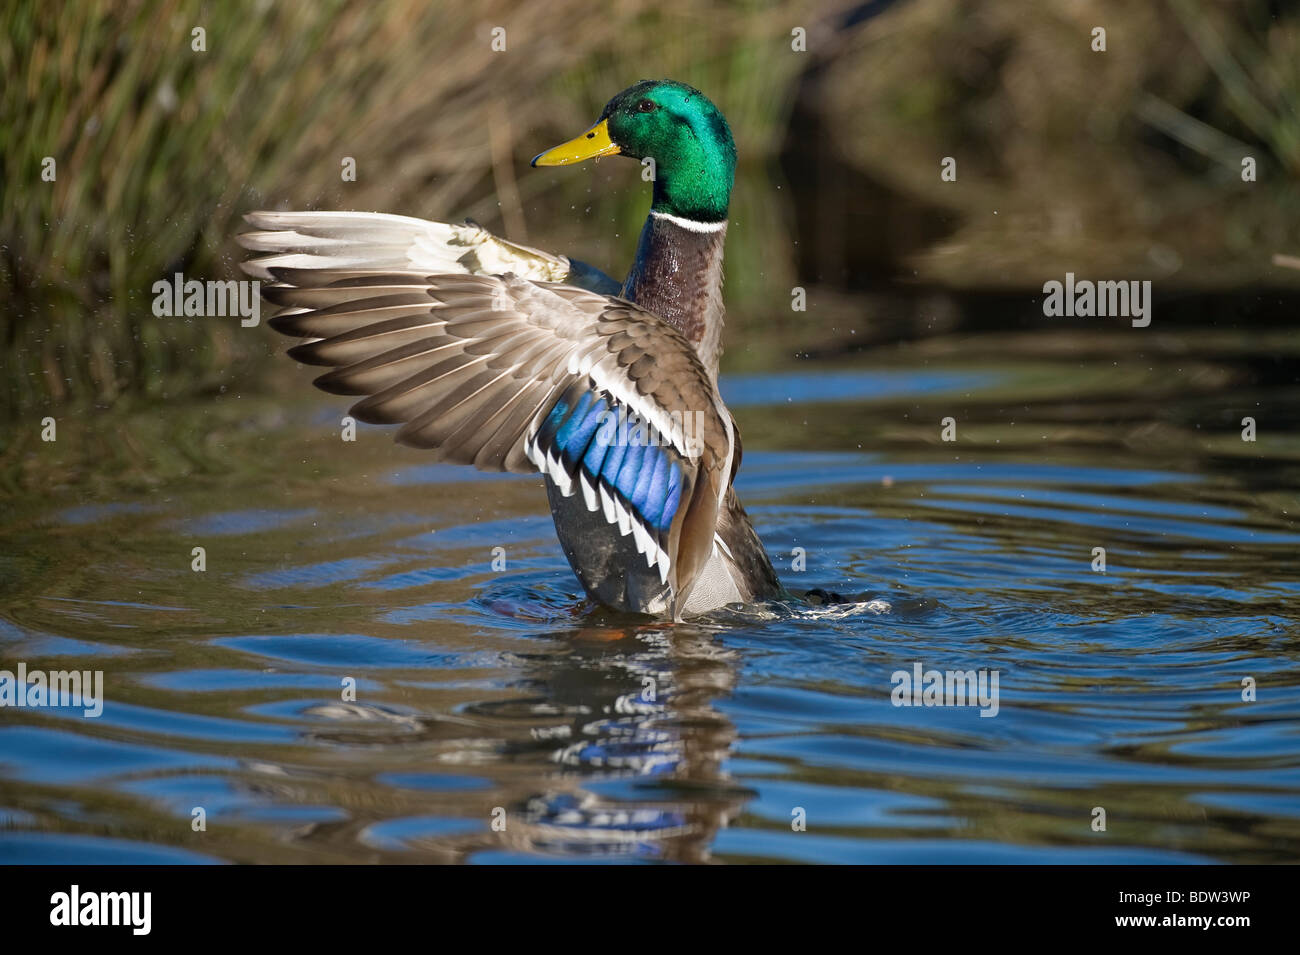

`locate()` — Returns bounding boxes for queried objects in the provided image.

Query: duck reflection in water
[459,621,752,863]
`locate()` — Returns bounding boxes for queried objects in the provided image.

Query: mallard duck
[240,79,782,619]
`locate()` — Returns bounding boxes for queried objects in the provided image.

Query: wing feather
[239,211,620,293]
[247,224,731,607]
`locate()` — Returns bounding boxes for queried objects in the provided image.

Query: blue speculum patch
[538,386,683,533]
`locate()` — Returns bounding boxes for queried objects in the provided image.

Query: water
[2,323,1299,864]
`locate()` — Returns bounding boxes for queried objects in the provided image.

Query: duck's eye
[635,99,657,113]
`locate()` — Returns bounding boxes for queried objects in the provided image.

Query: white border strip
[650,211,728,233]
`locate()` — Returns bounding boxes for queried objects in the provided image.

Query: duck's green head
[531,79,736,224]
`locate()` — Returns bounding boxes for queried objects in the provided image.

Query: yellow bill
[531,119,621,167]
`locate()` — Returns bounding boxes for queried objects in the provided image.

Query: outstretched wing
[243,258,733,603]
[239,210,622,295]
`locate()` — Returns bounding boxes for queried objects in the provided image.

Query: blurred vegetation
[1,0,822,417]
[811,0,1300,286]
[2,0,1298,423]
